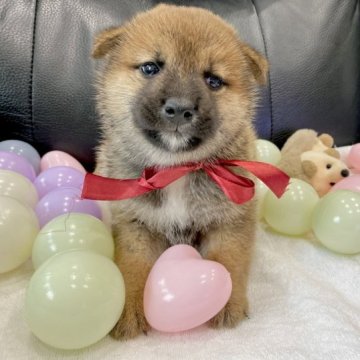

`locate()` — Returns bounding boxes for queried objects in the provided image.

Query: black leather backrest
[0,1,36,140]
[1,0,359,170]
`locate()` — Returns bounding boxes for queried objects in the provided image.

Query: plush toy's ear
[302,160,317,178]
[318,134,334,148]
[241,43,269,85]
[324,148,340,159]
[92,26,125,59]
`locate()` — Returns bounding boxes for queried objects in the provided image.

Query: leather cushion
[0,0,359,170]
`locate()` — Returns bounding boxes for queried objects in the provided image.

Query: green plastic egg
[264,178,319,235]
[0,196,39,273]
[312,190,360,254]
[255,179,269,219]
[0,170,38,208]
[32,213,114,269]
[255,139,281,165]
[25,251,125,350]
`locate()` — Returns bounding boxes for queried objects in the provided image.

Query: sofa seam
[250,0,274,141]
[28,0,38,143]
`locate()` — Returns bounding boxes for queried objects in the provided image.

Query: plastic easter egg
[0,170,38,208]
[41,151,86,173]
[0,196,39,273]
[25,251,125,350]
[336,145,352,163]
[255,139,281,165]
[331,175,360,193]
[0,140,41,174]
[144,245,232,332]
[264,178,319,235]
[97,201,112,229]
[312,190,360,254]
[32,213,114,269]
[347,144,360,171]
[0,151,36,181]
[35,187,102,228]
[33,166,84,199]
[255,179,269,219]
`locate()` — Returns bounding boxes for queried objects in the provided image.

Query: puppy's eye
[330,182,336,186]
[326,164,332,169]
[204,72,224,90]
[140,62,160,76]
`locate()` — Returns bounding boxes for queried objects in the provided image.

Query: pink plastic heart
[144,244,232,333]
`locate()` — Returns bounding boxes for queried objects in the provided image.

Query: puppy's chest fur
[160,176,190,230]
[115,171,244,245]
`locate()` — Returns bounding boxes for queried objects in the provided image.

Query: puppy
[92,4,268,340]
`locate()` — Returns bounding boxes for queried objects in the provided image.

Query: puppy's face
[94,5,268,166]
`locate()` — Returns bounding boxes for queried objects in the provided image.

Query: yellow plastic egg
[255,139,281,165]
[32,213,114,269]
[312,190,360,254]
[0,196,39,273]
[25,251,125,350]
[264,178,319,235]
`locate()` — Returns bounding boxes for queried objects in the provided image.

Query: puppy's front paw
[110,301,150,340]
[208,296,249,329]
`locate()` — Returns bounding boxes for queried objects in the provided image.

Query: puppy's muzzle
[161,97,198,126]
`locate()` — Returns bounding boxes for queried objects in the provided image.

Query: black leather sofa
[1,0,359,170]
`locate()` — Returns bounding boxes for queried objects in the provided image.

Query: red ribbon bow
[81,160,289,205]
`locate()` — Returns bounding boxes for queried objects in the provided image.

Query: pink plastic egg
[347,144,360,170]
[331,175,360,193]
[41,151,86,173]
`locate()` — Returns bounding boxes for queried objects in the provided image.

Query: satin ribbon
[81,160,289,205]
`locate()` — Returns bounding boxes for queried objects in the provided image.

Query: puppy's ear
[241,43,269,85]
[92,26,124,59]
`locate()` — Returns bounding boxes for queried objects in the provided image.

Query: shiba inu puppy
[93,4,268,339]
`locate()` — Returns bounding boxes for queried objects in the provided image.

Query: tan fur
[92,27,125,59]
[324,148,340,159]
[302,160,318,178]
[317,133,334,148]
[300,151,349,197]
[278,129,340,181]
[93,4,268,340]
[279,129,337,161]
[278,129,348,197]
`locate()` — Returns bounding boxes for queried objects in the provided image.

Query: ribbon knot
[194,162,205,171]
[138,178,156,190]
[138,174,157,190]
[81,160,289,205]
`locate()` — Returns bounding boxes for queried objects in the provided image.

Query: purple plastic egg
[34,166,85,199]
[0,140,41,174]
[35,187,102,228]
[0,151,36,181]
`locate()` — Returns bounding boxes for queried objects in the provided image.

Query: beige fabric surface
[1,225,359,360]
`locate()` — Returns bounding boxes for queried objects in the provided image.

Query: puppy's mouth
[143,129,202,152]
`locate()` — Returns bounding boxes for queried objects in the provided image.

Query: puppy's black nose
[341,169,350,177]
[161,98,197,125]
